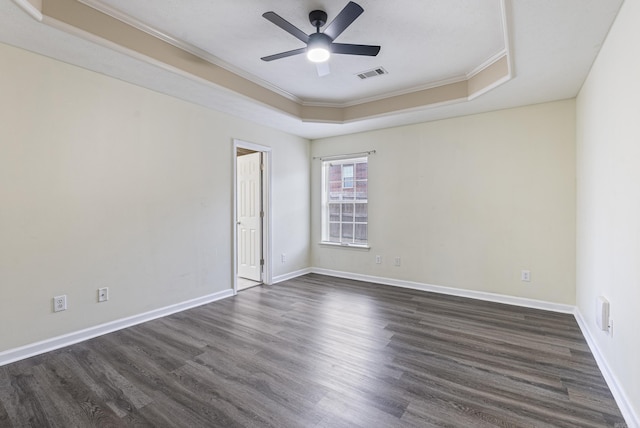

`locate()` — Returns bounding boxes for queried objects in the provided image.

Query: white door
[237,152,262,281]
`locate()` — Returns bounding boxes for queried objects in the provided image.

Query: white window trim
[318,241,371,250]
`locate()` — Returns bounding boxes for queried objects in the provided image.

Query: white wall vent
[356,67,388,80]
[596,296,610,331]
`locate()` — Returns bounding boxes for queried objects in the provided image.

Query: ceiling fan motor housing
[309,32,332,47]
[309,10,328,29]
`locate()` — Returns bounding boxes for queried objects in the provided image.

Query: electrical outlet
[394,257,401,267]
[609,318,614,338]
[375,255,382,264]
[98,287,109,302]
[521,270,531,282]
[53,295,67,312]
[281,253,286,263]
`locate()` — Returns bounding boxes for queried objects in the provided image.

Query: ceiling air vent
[356,67,388,80]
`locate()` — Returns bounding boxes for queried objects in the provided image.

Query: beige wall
[311,100,576,305]
[0,42,310,351]
[576,0,640,420]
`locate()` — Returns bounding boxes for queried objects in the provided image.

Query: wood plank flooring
[0,274,627,427]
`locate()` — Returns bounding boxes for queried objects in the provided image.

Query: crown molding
[77,0,302,104]
[467,49,507,80]
[303,74,469,109]
[11,0,43,21]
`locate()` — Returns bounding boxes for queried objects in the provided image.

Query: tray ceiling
[1,0,624,139]
[82,0,507,105]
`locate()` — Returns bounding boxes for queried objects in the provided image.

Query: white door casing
[237,152,262,281]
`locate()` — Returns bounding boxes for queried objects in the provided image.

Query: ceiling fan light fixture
[307,47,330,63]
[307,33,331,63]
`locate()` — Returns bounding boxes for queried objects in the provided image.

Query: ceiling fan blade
[323,1,364,41]
[262,12,309,44]
[261,47,307,62]
[331,43,380,56]
[316,62,331,77]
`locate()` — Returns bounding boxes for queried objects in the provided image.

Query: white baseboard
[272,267,312,284]
[574,309,639,428]
[0,288,234,367]
[310,267,575,314]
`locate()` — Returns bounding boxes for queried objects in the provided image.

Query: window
[321,156,368,246]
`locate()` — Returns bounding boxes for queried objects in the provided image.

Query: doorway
[233,140,271,293]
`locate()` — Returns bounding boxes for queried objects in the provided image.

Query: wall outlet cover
[53,295,67,312]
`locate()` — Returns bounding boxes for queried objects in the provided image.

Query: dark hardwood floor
[0,274,626,427]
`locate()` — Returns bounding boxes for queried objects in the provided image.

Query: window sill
[318,242,371,250]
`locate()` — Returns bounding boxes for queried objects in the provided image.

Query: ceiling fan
[260,1,381,76]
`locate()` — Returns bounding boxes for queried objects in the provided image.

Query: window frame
[320,156,369,248]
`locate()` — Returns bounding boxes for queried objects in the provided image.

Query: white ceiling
[0,0,624,139]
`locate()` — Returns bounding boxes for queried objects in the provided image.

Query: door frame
[232,139,272,294]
